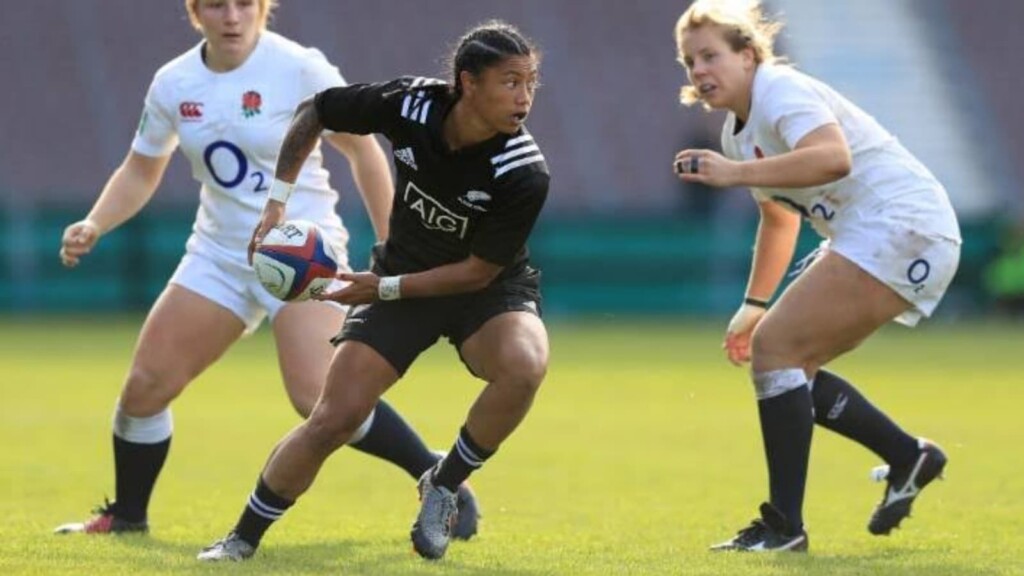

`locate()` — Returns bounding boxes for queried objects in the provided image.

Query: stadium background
[2,2,1024,574]
[2,0,1022,317]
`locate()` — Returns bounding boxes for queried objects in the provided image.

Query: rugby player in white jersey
[672,0,961,552]
[55,0,478,538]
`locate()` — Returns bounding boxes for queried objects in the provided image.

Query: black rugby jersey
[314,76,549,281]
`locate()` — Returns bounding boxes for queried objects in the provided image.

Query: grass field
[1,316,1021,575]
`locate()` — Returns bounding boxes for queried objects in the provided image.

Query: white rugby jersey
[131,31,349,267]
[721,64,961,242]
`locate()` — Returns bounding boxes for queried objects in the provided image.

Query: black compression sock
[348,400,440,480]
[433,426,495,492]
[812,369,919,468]
[233,477,294,547]
[757,386,814,532]
[112,435,170,522]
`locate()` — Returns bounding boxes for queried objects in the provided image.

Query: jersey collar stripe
[505,134,533,147]
[491,144,540,165]
[494,153,545,177]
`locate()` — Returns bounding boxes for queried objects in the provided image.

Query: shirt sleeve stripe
[491,144,540,165]
[494,153,546,177]
[505,134,533,147]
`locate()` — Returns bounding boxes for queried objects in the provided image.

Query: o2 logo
[771,196,836,221]
[203,140,268,193]
[907,258,930,294]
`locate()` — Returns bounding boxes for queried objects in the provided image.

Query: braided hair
[447,20,540,98]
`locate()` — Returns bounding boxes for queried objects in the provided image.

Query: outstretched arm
[250,96,326,259]
[326,132,394,241]
[274,96,323,186]
[674,124,852,189]
[723,200,801,365]
[746,199,802,302]
[60,151,171,267]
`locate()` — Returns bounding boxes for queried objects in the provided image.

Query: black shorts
[332,269,542,376]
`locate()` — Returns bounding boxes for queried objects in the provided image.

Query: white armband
[267,178,295,204]
[378,276,402,301]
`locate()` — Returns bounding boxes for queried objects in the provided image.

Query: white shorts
[168,251,347,335]
[823,219,961,327]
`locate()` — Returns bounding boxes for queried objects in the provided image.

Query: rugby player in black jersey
[199,20,549,562]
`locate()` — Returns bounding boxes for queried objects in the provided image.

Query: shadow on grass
[109,534,547,575]
[715,546,1007,576]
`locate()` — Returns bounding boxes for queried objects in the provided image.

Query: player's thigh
[336,298,448,377]
[459,312,549,385]
[272,300,345,416]
[312,340,400,432]
[753,251,911,372]
[129,285,244,396]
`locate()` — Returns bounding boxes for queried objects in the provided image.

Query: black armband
[744,296,770,309]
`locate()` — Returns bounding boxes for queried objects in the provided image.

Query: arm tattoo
[274,98,322,182]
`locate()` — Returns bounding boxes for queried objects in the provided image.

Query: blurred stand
[0,1,1018,319]
[985,219,1024,319]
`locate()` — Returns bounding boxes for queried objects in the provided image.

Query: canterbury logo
[179,101,204,120]
[826,393,849,420]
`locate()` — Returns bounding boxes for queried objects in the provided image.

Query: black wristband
[744,296,770,309]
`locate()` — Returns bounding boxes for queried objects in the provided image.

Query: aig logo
[403,182,468,238]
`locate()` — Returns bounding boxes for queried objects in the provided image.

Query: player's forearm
[86,154,165,235]
[395,258,502,298]
[737,144,851,189]
[275,97,323,184]
[746,202,801,301]
[349,141,394,241]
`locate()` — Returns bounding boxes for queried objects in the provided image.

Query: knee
[303,400,375,453]
[750,324,813,371]
[495,347,548,398]
[120,364,188,416]
[750,324,786,361]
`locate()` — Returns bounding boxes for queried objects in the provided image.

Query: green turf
[1,317,1021,575]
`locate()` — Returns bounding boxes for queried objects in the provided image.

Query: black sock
[348,400,440,480]
[812,370,919,469]
[112,435,170,523]
[758,386,814,533]
[234,477,294,547]
[433,426,495,492]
